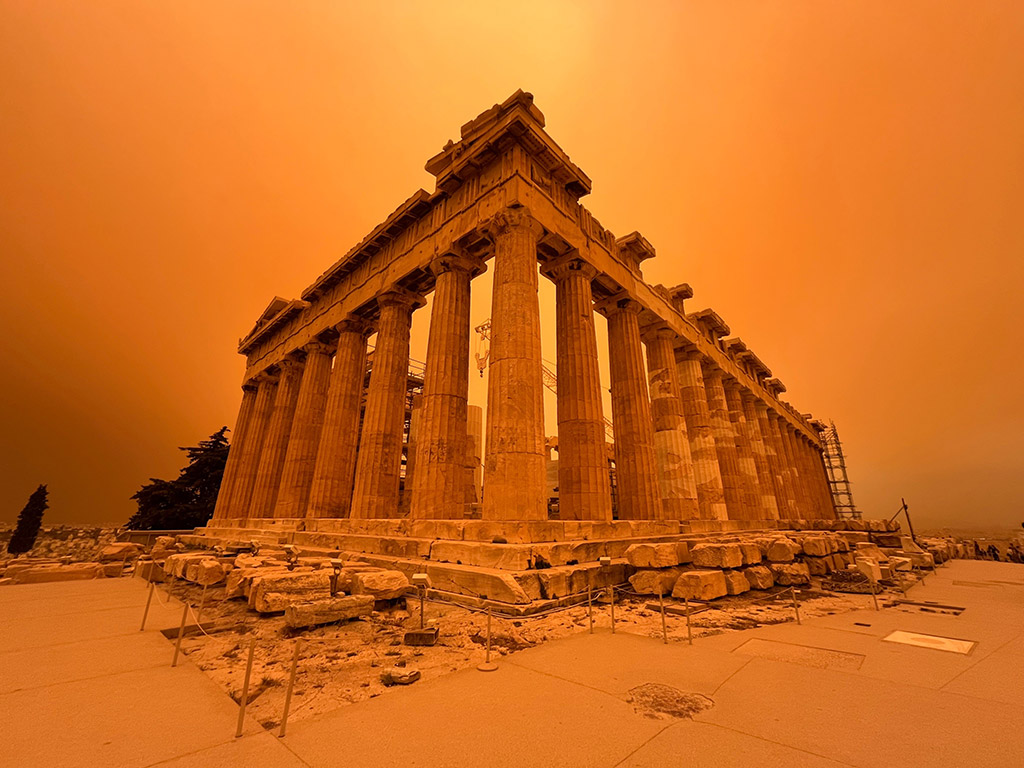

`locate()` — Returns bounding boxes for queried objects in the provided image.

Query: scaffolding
[820,421,861,519]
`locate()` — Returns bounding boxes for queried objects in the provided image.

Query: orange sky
[2,1,1022,530]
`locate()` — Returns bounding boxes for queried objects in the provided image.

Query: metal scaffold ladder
[820,421,861,519]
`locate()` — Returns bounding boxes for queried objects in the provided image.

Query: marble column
[767,412,800,517]
[780,423,813,517]
[542,256,612,521]
[248,358,304,519]
[676,349,727,520]
[411,253,481,519]
[351,290,420,519]
[702,364,747,520]
[743,394,781,519]
[273,341,334,519]
[307,319,369,519]
[811,445,838,519]
[723,380,762,519]
[644,329,699,520]
[481,208,547,521]
[605,297,662,521]
[227,373,277,519]
[212,382,258,521]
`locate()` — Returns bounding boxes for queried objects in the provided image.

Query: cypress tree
[8,484,49,555]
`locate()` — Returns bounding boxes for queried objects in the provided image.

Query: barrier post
[685,596,693,645]
[198,583,209,624]
[659,589,668,644]
[587,585,594,634]
[171,602,188,667]
[869,578,880,611]
[235,637,256,738]
[609,586,616,634]
[791,588,801,625]
[139,580,155,631]
[477,603,498,672]
[278,640,301,738]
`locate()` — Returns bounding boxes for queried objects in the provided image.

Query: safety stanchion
[140,581,155,632]
[477,603,498,672]
[684,595,693,645]
[791,588,801,625]
[587,585,594,634]
[198,583,209,624]
[278,640,301,738]
[235,637,256,738]
[869,578,880,611]
[171,602,189,667]
[609,586,616,634]
[658,589,668,644]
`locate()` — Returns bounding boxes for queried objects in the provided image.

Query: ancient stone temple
[199,91,858,605]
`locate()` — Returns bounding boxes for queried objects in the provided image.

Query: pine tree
[126,427,230,530]
[8,484,49,555]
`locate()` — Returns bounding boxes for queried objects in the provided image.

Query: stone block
[723,570,749,595]
[351,570,410,600]
[98,542,143,562]
[284,595,375,628]
[671,570,728,601]
[768,563,810,586]
[136,561,166,582]
[625,543,684,569]
[13,563,103,584]
[196,559,227,586]
[802,537,831,557]
[805,556,831,576]
[690,543,743,569]
[766,538,797,563]
[743,565,774,590]
[854,542,889,563]
[101,562,124,577]
[740,543,762,565]
[249,571,332,613]
[628,568,684,596]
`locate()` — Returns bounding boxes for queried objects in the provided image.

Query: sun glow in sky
[1,1,1022,529]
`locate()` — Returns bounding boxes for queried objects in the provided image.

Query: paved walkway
[2,560,1022,767]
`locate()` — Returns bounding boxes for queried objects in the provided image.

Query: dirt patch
[627,683,713,719]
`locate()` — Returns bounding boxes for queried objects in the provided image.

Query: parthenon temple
[200,91,861,603]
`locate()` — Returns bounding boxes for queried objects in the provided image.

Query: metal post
[198,583,209,624]
[609,585,616,634]
[235,637,256,738]
[477,604,498,672]
[685,595,693,645]
[140,580,155,632]
[278,640,301,738]
[791,588,801,625]
[120,551,129,577]
[869,579,880,611]
[659,589,667,644]
[420,585,426,630]
[171,602,188,667]
[587,585,593,634]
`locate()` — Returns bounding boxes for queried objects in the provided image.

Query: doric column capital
[540,254,599,283]
[302,340,334,357]
[376,288,426,313]
[429,250,486,279]
[334,316,371,337]
[482,206,543,241]
[595,292,643,318]
[639,324,677,345]
[675,343,705,364]
[254,370,279,386]
[276,356,304,375]
[241,381,259,393]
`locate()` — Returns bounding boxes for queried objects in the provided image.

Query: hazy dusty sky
[2,1,1021,529]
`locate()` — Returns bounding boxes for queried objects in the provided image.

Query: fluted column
[604,297,662,521]
[703,364,747,520]
[482,208,547,521]
[227,373,277,519]
[351,291,421,519]
[723,380,762,519]
[212,383,258,520]
[779,423,812,517]
[811,444,838,519]
[676,349,727,520]
[307,319,369,519]
[411,253,482,519]
[542,256,612,521]
[767,412,800,517]
[644,330,699,520]
[248,358,304,519]
[273,341,334,519]
[742,394,781,519]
